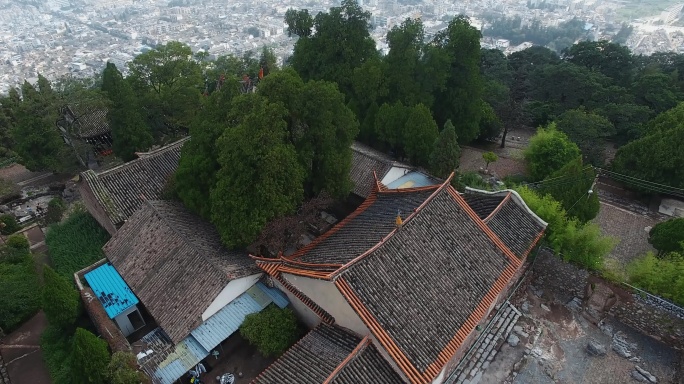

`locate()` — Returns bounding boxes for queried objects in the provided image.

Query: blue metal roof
[190,284,271,351]
[257,282,289,308]
[84,263,139,318]
[386,171,440,189]
[153,335,209,384]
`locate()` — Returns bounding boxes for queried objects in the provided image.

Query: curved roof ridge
[464,187,548,228]
[330,174,455,279]
[322,336,371,384]
[88,136,189,177]
[483,192,512,223]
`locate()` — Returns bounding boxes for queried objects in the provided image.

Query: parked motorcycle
[217,373,235,384]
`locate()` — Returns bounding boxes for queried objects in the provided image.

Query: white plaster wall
[282,274,370,336]
[271,279,321,329]
[432,368,446,384]
[201,273,263,320]
[114,305,140,337]
[381,166,412,186]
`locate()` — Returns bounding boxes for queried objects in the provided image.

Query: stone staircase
[447,301,521,384]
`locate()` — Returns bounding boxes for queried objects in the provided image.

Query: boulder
[507,334,520,347]
[587,340,607,356]
[635,366,657,383]
[631,371,648,382]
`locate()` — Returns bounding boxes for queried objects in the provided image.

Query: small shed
[85,262,145,337]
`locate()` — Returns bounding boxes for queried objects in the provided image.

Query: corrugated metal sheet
[190,291,265,352]
[154,335,209,384]
[84,262,139,318]
[386,171,440,189]
[256,282,289,308]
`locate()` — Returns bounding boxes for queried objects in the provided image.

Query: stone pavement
[0,312,51,384]
[447,301,522,384]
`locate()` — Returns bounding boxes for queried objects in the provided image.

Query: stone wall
[0,351,10,384]
[532,250,684,352]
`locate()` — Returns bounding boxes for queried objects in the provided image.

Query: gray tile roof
[253,324,403,384]
[104,200,257,344]
[80,138,187,226]
[338,186,519,377]
[462,193,506,219]
[350,142,408,198]
[67,106,110,138]
[485,197,546,259]
[292,188,437,266]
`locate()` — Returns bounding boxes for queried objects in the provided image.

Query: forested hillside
[0,0,683,250]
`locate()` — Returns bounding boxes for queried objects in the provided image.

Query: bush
[71,328,111,384]
[627,252,684,306]
[523,124,581,181]
[0,214,20,235]
[239,305,302,357]
[45,210,110,278]
[5,234,29,251]
[108,352,149,384]
[43,266,81,330]
[515,186,615,270]
[41,325,73,383]
[0,246,40,332]
[45,197,67,225]
[648,218,684,255]
[454,171,491,192]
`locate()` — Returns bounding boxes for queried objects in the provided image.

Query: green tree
[42,266,80,330]
[287,0,377,99]
[375,102,409,153]
[632,71,680,115]
[432,16,484,143]
[430,120,461,178]
[11,80,71,172]
[562,41,634,87]
[0,214,20,235]
[107,351,149,384]
[101,62,153,161]
[594,103,651,144]
[539,157,599,223]
[71,328,110,384]
[482,151,498,169]
[5,234,29,251]
[0,246,40,332]
[210,96,305,248]
[349,58,387,144]
[239,305,302,357]
[508,46,560,73]
[258,69,358,198]
[127,41,203,134]
[612,102,684,189]
[524,124,581,181]
[554,108,614,166]
[259,46,278,77]
[45,197,66,225]
[384,18,436,107]
[402,103,439,166]
[648,218,684,255]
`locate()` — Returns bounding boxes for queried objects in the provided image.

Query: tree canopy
[71,328,111,384]
[524,124,581,181]
[648,218,684,256]
[430,120,461,179]
[239,305,302,357]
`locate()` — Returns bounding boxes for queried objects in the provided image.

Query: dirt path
[0,312,51,384]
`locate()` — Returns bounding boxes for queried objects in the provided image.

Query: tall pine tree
[101,63,153,162]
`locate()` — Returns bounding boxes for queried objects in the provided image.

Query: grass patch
[45,207,110,278]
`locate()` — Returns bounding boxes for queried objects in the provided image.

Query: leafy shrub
[0,214,20,235]
[515,186,615,270]
[627,252,684,306]
[45,197,67,225]
[239,305,302,357]
[523,124,581,181]
[43,266,81,330]
[5,234,29,251]
[0,247,40,332]
[648,218,684,255]
[108,352,150,384]
[455,171,491,192]
[71,328,111,384]
[45,210,110,278]
[41,325,73,383]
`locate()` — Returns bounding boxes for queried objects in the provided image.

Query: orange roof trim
[483,191,512,223]
[322,336,371,384]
